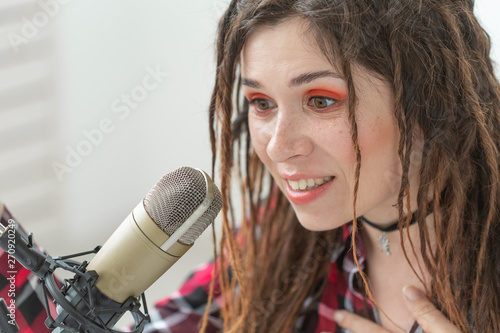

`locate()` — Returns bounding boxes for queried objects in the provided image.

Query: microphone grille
[143,167,222,245]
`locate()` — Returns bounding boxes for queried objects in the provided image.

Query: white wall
[0,0,230,311]
[54,1,228,243]
[53,0,231,309]
[0,0,499,313]
[476,0,500,71]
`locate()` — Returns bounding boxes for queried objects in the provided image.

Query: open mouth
[287,176,334,191]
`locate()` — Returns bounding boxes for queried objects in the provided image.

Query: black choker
[360,213,417,233]
[359,203,431,257]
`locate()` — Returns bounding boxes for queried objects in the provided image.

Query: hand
[332,285,461,332]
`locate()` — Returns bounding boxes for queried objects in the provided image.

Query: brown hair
[206,0,500,332]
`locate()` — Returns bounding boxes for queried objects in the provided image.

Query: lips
[284,176,335,205]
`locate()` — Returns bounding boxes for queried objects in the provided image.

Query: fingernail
[403,285,422,301]
[333,310,344,323]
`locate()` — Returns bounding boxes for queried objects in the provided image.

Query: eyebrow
[241,70,342,89]
[289,70,342,87]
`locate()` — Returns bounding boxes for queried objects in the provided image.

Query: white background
[0,0,499,312]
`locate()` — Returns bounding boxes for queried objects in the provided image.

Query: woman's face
[242,19,418,231]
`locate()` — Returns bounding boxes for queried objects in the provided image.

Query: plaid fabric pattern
[312,225,422,333]
[143,224,423,333]
[0,206,53,333]
[142,261,223,333]
[1,204,422,333]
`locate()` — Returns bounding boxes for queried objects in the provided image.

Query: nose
[266,109,314,163]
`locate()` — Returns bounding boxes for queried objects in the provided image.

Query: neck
[361,212,437,332]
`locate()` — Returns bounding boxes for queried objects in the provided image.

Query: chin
[295,213,347,232]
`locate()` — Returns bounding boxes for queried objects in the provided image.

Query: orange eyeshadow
[308,89,347,100]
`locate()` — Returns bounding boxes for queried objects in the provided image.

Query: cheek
[359,124,398,157]
[248,118,271,163]
[321,121,358,170]
[357,118,401,191]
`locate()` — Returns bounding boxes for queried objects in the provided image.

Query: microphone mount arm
[0,222,150,333]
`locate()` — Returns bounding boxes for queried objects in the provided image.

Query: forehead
[240,18,336,77]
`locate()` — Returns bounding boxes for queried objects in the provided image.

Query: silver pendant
[378,232,391,256]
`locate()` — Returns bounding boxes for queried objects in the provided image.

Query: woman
[0,1,497,332]
[147,0,499,332]
[0,1,496,332]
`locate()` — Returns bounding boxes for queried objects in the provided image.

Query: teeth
[315,178,325,185]
[287,176,333,191]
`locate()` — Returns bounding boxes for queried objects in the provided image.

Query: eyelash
[248,95,339,113]
[307,96,338,110]
[248,98,277,112]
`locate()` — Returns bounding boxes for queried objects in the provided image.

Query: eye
[250,98,277,112]
[309,96,337,109]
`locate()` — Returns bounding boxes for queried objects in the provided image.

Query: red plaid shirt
[1,206,422,333]
[141,225,422,333]
[0,206,53,333]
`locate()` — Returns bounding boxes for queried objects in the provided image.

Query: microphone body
[85,202,191,304]
[0,167,223,333]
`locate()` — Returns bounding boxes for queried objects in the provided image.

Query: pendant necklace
[359,214,418,257]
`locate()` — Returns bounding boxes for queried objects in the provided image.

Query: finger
[403,285,461,333]
[333,310,389,333]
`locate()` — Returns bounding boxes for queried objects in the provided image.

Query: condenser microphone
[85,166,223,303]
[0,166,223,333]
